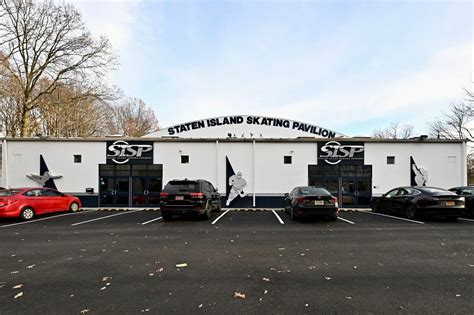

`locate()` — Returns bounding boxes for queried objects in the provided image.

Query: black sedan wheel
[290,206,298,221]
[405,205,418,220]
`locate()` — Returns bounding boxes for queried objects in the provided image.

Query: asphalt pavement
[1,209,473,314]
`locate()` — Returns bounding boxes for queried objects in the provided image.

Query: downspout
[2,139,8,188]
[216,140,219,189]
[462,140,468,185]
[252,140,256,207]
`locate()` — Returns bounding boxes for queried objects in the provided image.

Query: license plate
[175,196,184,201]
[446,201,455,206]
[314,200,324,205]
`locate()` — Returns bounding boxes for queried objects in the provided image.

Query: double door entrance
[308,164,372,207]
[99,164,163,207]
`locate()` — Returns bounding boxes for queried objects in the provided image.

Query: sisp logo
[319,141,364,165]
[107,140,153,164]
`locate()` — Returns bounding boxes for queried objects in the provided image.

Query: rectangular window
[387,156,395,164]
[74,155,82,163]
[181,155,189,164]
[284,156,292,164]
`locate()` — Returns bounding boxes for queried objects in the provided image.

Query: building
[0,115,468,208]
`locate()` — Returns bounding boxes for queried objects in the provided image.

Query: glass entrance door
[99,164,163,208]
[308,164,372,208]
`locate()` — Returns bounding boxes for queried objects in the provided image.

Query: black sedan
[372,186,465,221]
[284,186,339,221]
[449,186,474,217]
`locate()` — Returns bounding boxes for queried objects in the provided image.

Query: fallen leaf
[325,277,331,280]
[13,284,23,289]
[11,271,19,274]
[262,278,270,282]
[100,286,107,291]
[26,264,35,269]
[176,263,188,268]
[80,310,89,314]
[264,290,268,295]
[455,294,461,297]
[149,273,155,277]
[14,292,23,299]
[198,304,203,308]
[157,268,164,272]
[234,291,246,299]
[102,277,110,282]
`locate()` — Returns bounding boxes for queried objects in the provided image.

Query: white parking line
[141,217,163,225]
[337,216,355,224]
[71,210,141,226]
[211,210,230,225]
[359,211,425,224]
[1,211,87,228]
[459,218,474,223]
[272,210,285,225]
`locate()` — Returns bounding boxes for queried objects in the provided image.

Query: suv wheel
[202,202,211,220]
[161,211,173,221]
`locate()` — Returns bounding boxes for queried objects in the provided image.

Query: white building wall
[155,142,218,189]
[255,142,317,194]
[366,142,465,196]
[5,141,106,193]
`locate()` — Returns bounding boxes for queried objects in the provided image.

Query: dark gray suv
[159,179,221,220]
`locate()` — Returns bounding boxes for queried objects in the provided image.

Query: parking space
[2,208,474,230]
[1,207,473,314]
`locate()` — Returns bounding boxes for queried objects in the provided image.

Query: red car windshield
[0,189,22,196]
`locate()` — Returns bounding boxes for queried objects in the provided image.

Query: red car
[0,188,82,220]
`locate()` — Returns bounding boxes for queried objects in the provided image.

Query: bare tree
[0,0,118,137]
[108,98,159,137]
[428,102,473,140]
[372,122,414,139]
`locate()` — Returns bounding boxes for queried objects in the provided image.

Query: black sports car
[449,186,474,217]
[284,186,339,221]
[372,186,465,221]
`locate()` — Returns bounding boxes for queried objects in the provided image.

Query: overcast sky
[70,0,472,136]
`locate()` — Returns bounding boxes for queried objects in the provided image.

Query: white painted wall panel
[255,142,317,194]
[6,141,106,192]
[366,142,465,196]
[155,142,218,188]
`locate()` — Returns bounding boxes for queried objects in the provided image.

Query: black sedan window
[459,188,474,195]
[418,187,456,195]
[385,189,399,197]
[298,187,331,196]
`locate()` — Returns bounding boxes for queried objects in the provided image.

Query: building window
[74,155,82,163]
[284,156,292,164]
[181,155,189,164]
[387,156,395,164]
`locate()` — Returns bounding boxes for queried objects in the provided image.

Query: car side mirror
[214,188,218,192]
[284,193,289,198]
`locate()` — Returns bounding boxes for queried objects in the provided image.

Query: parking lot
[1,209,473,314]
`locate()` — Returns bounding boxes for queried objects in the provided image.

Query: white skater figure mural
[410,156,428,186]
[226,171,247,206]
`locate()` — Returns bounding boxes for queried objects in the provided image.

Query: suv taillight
[191,192,204,198]
[332,197,339,207]
[160,192,169,198]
